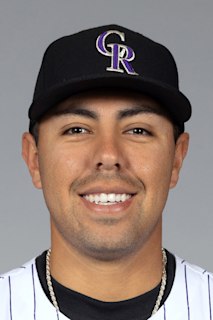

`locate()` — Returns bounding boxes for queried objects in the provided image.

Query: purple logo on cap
[96,30,138,75]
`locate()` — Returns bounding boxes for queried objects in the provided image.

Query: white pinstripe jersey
[0,255,213,320]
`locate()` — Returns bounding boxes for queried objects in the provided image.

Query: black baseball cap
[29,24,191,132]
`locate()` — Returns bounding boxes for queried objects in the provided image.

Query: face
[22,91,189,261]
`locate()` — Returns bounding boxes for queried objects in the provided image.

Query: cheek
[37,145,90,217]
[130,143,175,192]
[39,146,90,189]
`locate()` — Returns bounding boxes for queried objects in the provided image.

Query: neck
[50,227,163,302]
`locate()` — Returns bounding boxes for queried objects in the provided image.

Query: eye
[63,127,90,135]
[126,127,151,136]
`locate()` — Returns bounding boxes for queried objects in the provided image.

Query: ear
[170,132,189,189]
[22,132,42,189]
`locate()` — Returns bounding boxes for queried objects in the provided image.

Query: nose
[93,133,126,172]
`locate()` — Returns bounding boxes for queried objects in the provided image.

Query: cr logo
[96,30,138,75]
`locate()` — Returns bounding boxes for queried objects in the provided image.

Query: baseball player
[1,25,212,320]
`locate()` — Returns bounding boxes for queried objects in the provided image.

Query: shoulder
[0,259,36,295]
[174,255,213,301]
[159,254,213,319]
[0,258,69,320]
[0,258,36,281]
[175,255,213,284]
[0,258,36,287]
[0,259,36,317]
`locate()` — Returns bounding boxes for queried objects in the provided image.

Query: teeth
[94,195,99,203]
[83,193,132,205]
[115,194,121,202]
[89,194,93,202]
[108,193,116,203]
[100,193,108,202]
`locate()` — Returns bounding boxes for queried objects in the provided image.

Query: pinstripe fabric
[163,303,166,320]
[1,255,213,320]
[184,265,190,320]
[31,264,36,320]
[8,276,12,320]
[56,308,60,320]
[208,275,212,320]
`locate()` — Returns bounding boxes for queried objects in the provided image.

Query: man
[1,25,212,319]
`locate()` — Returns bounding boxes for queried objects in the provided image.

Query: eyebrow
[51,104,163,121]
[53,107,98,120]
[117,105,163,120]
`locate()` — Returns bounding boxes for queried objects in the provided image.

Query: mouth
[81,193,135,206]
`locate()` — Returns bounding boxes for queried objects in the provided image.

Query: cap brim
[29,73,191,127]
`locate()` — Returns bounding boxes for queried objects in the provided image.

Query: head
[22,89,189,261]
[22,25,191,261]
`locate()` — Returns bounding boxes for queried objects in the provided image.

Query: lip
[78,185,138,196]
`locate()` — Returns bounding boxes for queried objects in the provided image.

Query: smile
[83,193,133,206]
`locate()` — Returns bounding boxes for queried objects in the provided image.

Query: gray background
[0,0,212,274]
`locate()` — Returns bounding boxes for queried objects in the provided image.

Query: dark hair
[31,122,39,144]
